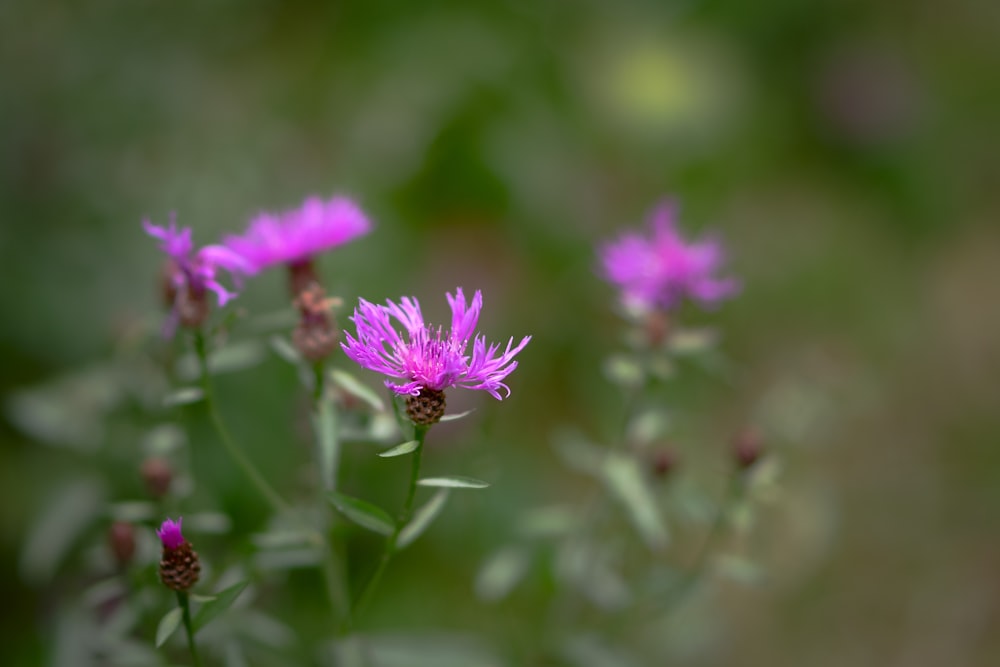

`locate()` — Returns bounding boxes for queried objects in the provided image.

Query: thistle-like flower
[223,195,371,287]
[341,288,530,425]
[144,216,249,332]
[600,200,739,314]
[157,517,201,591]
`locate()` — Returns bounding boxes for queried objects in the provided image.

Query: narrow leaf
[438,409,474,423]
[313,396,339,491]
[20,478,105,584]
[418,476,490,489]
[193,580,249,632]
[397,489,449,548]
[475,546,531,602]
[327,492,395,535]
[378,440,419,458]
[155,607,183,648]
[163,387,204,407]
[330,369,385,412]
[602,453,669,551]
[268,335,302,365]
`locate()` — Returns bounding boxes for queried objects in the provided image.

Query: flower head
[144,215,249,331]
[342,288,530,401]
[600,201,739,313]
[157,516,201,591]
[223,195,371,276]
[156,517,186,550]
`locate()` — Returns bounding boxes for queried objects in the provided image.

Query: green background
[2,0,999,665]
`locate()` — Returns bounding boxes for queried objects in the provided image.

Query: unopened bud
[292,282,339,362]
[643,311,671,348]
[650,448,678,479]
[157,517,201,592]
[141,457,173,498]
[108,521,136,568]
[733,427,763,470]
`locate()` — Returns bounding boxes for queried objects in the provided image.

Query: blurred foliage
[3,0,1000,665]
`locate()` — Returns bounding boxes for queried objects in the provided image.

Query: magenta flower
[156,517,186,550]
[145,216,249,331]
[600,200,739,312]
[223,195,371,275]
[342,288,531,400]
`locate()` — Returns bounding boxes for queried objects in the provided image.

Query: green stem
[640,471,743,619]
[177,591,203,667]
[310,361,352,631]
[351,425,427,621]
[193,331,291,515]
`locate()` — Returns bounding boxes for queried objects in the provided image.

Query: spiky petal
[342,288,530,401]
[223,195,371,275]
[600,200,739,313]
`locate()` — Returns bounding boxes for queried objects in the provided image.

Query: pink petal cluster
[144,216,249,307]
[600,201,739,312]
[342,288,531,400]
[156,517,186,550]
[223,195,371,275]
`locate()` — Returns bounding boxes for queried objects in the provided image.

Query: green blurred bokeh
[2,0,999,665]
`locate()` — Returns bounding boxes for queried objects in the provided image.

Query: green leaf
[107,501,156,522]
[417,476,490,489]
[475,546,531,602]
[162,387,204,407]
[185,512,232,534]
[397,489,449,548]
[20,478,105,584]
[329,369,385,412]
[603,353,644,389]
[254,548,323,571]
[328,492,395,535]
[602,452,669,551]
[193,580,249,632]
[439,409,474,422]
[155,607,183,648]
[668,327,718,355]
[268,335,302,365]
[313,396,340,491]
[378,440,419,458]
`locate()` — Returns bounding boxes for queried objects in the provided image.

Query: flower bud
[292,282,339,362]
[108,521,136,568]
[157,517,201,592]
[141,457,173,498]
[649,448,678,479]
[733,427,763,470]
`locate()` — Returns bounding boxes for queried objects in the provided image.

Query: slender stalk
[351,425,427,621]
[192,331,291,515]
[310,362,352,630]
[633,471,744,621]
[176,591,203,667]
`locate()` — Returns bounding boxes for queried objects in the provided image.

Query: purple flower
[223,195,371,275]
[156,517,186,550]
[600,200,739,312]
[341,288,531,400]
[144,216,249,331]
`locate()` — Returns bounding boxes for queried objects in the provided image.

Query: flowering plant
[13,193,786,667]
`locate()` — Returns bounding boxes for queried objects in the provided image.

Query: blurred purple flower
[223,195,371,275]
[145,215,249,333]
[600,200,739,312]
[342,288,530,400]
[156,517,185,550]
